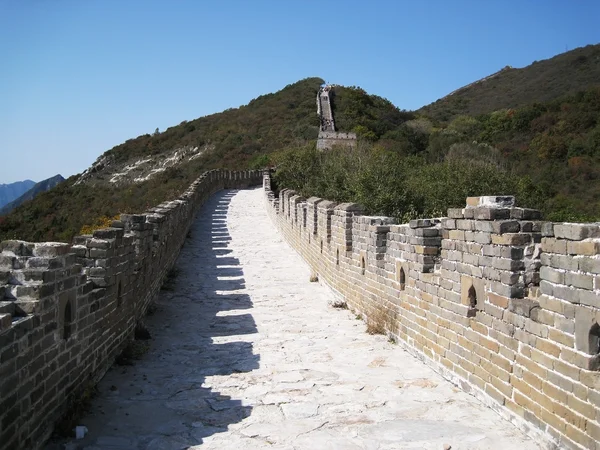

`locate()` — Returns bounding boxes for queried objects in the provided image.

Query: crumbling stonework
[0,169,262,450]
[263,171,600,450]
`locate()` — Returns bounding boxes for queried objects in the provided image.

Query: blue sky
[1,0,599,183]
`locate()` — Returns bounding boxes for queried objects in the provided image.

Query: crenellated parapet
[263,171,600,450]
[0,168,262,450]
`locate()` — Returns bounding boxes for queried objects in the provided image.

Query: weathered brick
[554,224,600,241]
[566,240,600,256]
[491,233,532,246]
[541,237,567,254]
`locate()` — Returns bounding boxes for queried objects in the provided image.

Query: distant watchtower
[316,85,357,150]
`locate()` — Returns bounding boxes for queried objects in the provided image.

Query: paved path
[56,188,541,450]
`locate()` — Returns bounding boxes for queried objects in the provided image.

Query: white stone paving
[53,188,542,450]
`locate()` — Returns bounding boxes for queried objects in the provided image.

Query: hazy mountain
[0,175,65,216]
[0,180,35,208]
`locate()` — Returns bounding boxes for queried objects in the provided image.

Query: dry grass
[366,303,397,337]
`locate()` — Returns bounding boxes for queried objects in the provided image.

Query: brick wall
[0,169,262,450]
[263,171,600,450]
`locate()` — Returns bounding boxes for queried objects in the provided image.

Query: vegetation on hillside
[273,85,600,222]
[272,143,545,222]
[102,77,324,170]
[2,45,600,243]
[0,165,202,242]
[419,44,600,122]
[0,78,324,242]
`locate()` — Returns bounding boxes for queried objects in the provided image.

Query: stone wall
[316,131,358,150]
[263,171,600,450]
[316,85,358,150]
[0,169,262,450]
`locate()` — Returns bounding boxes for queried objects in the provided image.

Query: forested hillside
[419,44,600,122]
[274,84,600,222]
[2,45,599,243]
[0,78,325,242]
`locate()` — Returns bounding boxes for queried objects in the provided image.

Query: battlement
[263,170,600,450]
[316,131,358,150]
[0,169,262,450]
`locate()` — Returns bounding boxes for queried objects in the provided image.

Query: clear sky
[1,0,599,183]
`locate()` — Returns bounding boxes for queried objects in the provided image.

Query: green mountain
[2,44,600,243]
[0,78,326,242]
[419,44,600,122]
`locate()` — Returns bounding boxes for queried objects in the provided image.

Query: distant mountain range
[0,180,35,208]
[0,175,65,216]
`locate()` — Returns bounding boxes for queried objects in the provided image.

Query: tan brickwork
[0,170,263,450]
[264,171,600,450]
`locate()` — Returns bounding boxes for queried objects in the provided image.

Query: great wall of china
[0,84,599,449]
[0,170,262,449]
[316,85,357,150]
[263,171,600,450]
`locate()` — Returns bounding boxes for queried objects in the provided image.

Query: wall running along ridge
[0,169,262,450]
[263,171,600,450]
[316,85,357,150]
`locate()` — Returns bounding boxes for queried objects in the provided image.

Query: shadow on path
[49,190,259,449]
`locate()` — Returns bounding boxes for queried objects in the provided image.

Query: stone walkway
[55,188,541,450]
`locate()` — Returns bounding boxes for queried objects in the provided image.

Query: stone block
[473,207,512,221]
[508,298,539,318]
[466,197,480,207]
[442,218,456,229]
[93,228,125,239]
[540,266,565,285]
[448,230,465,241]
[474,221,494,232]
[566,240,600,256]
[492,221,521,234]
[541,237,567,255]
[579,290,600,309]
[541,222,554,237]
[565,273,593,290]
[447,208,464,219]
[492,258,524,271]
[335,203,364,213]
[86,239,112,250]
[510,208,542,220]
[472,232,492,245]
[32,243,71,257]
[490,281,524,298]
[491,233,532,246]
[0,241,34,256]
[541,253,578,272]
[554,224,600,241]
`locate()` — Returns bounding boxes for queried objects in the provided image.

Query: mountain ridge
[0,175,65,216]
[0,180,36,209]
[418,43,600,121]
[1,44,600,242]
